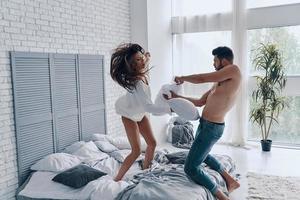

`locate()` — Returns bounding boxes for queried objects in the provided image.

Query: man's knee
[184,164,196,176]
[184,164,204,178]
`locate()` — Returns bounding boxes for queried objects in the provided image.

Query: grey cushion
[52,164,106,188]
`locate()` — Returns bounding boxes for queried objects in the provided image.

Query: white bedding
[19,156,138,200]
[18,141,236,200]
[18,171,99,199]
[19,171,131,200]
[91,156,142,180]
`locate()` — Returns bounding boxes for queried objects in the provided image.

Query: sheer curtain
[220,0,248,146]
[172,0,248,146]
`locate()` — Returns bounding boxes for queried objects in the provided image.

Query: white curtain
[220,0,248,146]
[171,0,249,146]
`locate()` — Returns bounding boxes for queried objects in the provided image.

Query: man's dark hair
[212,46,234,62]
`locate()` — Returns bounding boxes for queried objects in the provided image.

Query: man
[165,46,241,200]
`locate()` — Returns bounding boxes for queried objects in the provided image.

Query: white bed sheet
[19,171,131,200]
[18,156,140,200]
[18,171,99,199]
[18,143,199,200]
[91,156,142,180]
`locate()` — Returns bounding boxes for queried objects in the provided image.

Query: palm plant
[250,43,287,144]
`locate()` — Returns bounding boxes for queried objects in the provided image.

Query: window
[173,31,231,97]
[248,26,300,75]
[171,0,300,146]
[248,26,300,145]
[172,0,231,16]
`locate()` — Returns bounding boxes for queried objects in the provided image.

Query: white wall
[0,0,131,199]
[131,0,173,144]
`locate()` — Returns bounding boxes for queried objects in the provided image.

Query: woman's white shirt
[115,80,171,121]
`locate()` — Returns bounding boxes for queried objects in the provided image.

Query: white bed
[17,136,236,200]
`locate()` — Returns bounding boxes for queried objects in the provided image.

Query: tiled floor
[159,142,300,200]
[210,143,300,200]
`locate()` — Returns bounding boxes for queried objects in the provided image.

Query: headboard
[10,52,106,185]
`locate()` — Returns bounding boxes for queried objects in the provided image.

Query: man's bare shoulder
[226,64,239,70]
[227,64,241,77]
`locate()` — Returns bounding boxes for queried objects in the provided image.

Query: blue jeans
[184,117,225,195]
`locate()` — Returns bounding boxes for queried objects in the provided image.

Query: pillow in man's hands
[167,98,200,120]
[154,83,183,112]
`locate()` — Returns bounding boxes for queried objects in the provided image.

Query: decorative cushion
[73,141,109,162]
[91,134,108,142]
[62,141,86,154]
[52,164,107,189]
[30,153,81,172]
[167,98,200,120]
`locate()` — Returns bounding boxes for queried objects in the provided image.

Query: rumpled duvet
[116,154,233,200]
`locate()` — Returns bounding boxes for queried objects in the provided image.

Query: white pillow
[94,141,119,153]
[106,136,147,151]
[30,153,81,172]
[154,83,183,112]
[62,141,86,154]
[92,134,108,142]
[167,98,200,120]
[73,141,109,162]
[110,149,144,163]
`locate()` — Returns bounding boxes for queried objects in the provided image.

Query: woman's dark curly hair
[110,43,150,92]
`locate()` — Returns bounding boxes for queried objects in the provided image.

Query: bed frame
[10,52,107,185]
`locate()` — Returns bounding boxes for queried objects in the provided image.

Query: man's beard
[216,64,224,71]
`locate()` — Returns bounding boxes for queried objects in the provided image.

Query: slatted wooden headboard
[10,52,106,185]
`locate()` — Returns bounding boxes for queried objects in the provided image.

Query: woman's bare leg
[114,117,141,181]
[137,116,157,169]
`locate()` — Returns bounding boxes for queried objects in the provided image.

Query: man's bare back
[202,64,241,123]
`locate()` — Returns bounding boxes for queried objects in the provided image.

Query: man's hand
[163,91,179,100]
[174,76,184,85]
[163,93,170,100]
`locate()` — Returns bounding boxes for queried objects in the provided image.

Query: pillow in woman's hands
[167,98,200,120]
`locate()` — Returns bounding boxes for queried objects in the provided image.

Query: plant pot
[261,139,272,152]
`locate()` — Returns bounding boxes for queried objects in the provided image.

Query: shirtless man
[165,46,241,200]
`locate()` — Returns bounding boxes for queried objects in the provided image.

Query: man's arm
[176,65,239,84]
[166,87,213,107]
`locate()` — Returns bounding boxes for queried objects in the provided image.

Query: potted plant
[250,43,287,151]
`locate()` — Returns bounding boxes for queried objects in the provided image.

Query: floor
[159,142,300,200]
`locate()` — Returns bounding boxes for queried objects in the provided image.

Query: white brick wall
[0,0,129,199]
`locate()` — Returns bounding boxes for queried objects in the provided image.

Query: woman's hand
[174,76,184,85]
[145,52,151,58]
[144,52,151,64]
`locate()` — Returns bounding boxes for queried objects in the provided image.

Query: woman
[110,43,171,181]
